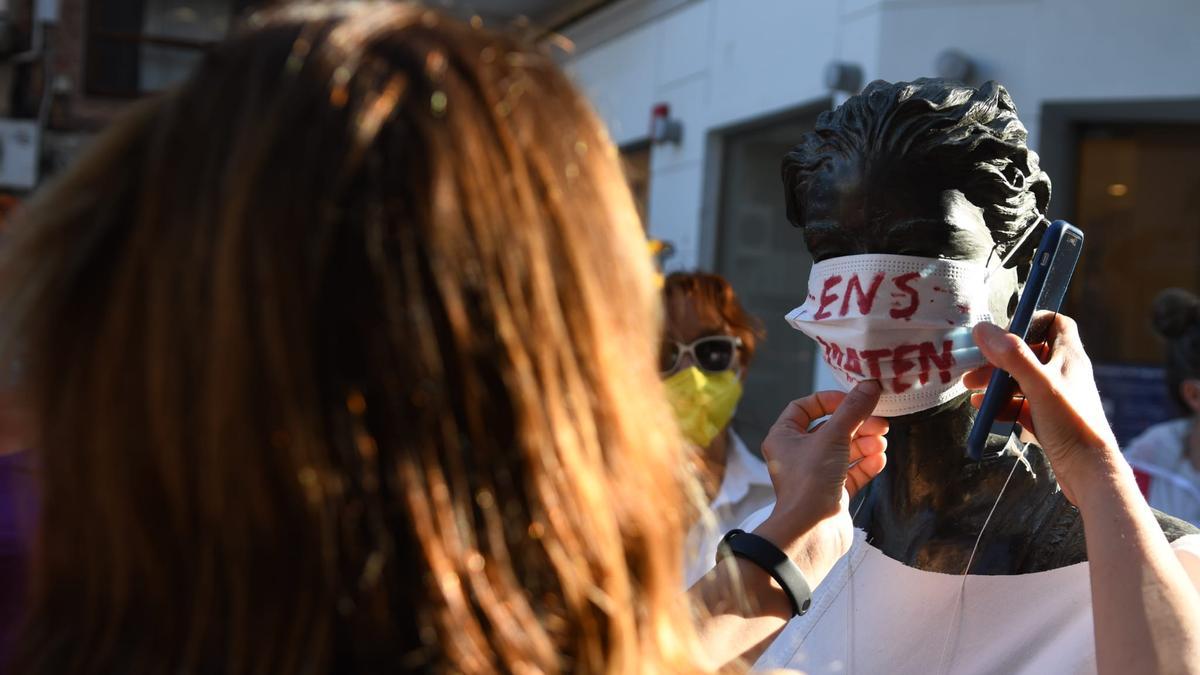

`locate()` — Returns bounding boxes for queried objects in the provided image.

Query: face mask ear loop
[984,218,1044,282]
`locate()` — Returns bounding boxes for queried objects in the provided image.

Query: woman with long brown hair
[9,3,1195,673]
[5,5,688,670]
[0,3,895,673]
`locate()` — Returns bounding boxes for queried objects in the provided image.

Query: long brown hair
[2,4,700,673]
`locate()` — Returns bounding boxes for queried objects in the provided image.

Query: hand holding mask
[753,381,889,587]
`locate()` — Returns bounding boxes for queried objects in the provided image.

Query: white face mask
[786,254,998,417]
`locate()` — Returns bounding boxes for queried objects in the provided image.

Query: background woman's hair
[2,4,700,673]
[781,78,1052,266]
[663,271,765,367]
[1153,288,1200,414]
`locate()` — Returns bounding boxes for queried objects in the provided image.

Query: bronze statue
[781,78,1196,574]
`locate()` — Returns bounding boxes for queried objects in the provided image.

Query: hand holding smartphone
[965,220,1085,461]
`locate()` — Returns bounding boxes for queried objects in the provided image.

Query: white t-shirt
[744,526,1200,675]
[1124,418,1200,527]
[683,430,775,588]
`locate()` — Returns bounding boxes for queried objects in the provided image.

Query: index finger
[821,380,883,439]
[1044,314,1088,368]
[964,344,1049,391]
[973,322,1055,402]
[773,390,848,432]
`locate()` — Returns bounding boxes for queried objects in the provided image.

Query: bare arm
[970,318,1200,674]
[688,383,888,670]
[688,550,791,671]
[1075,458,1200,674]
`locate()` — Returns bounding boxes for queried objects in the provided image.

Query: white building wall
[568,0,860,268]
[564,0,1200,267]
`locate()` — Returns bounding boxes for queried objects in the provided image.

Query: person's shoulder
[1156,508,1200,540]
[1124,418,1190,466]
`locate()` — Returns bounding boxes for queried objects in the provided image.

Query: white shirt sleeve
[1171,533,1200,588]
[735,502,774,534]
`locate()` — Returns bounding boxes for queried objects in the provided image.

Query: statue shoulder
[1022,491,1087,571]
[1022,498,1199,571]
[1155,508,1200,540]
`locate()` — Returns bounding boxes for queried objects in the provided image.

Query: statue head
[782,78,1051,322]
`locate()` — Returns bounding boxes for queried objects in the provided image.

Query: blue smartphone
[965,220,1085,461]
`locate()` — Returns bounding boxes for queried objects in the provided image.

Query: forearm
[688,556,792,670]
[687,513,837,669]
[1076,457,1200,675]
[688,381,886,669]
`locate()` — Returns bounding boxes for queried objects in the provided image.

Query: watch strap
[716,528,812,617]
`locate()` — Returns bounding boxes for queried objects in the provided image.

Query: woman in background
[660,272,775,587]
[1126,288,1200,526]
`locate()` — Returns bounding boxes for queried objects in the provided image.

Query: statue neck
[883,402,977,504]
[857,397,1074,573]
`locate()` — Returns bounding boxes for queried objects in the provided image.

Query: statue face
[800,165,1020,323]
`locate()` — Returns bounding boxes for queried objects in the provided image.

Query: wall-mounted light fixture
[650,103,683,145]
[934,49,975,84]
[824,61,864,94]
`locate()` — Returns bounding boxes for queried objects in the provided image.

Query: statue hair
[782,78,1052,263]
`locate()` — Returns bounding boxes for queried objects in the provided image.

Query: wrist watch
[716,528,813,617]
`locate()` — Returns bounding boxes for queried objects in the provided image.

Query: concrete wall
[564,0,1200,268]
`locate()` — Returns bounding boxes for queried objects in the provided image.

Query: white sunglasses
[659,335,742,375]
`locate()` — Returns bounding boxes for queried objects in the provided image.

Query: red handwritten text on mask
[814,337,957,393]
[812,271,928,321]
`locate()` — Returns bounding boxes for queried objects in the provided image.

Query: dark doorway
[1041,100,1200,443]
[1068,123,1200,364]
[714,106,824,453]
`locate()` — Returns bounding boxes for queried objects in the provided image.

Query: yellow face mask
[663,366,743,448]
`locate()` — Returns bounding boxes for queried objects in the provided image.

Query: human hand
[965,316,1123,507]
[752,381,888,586]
